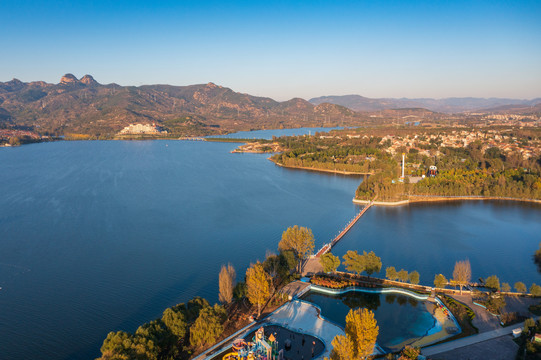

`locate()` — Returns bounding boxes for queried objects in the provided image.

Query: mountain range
[309,95,541,113]
[0,74,539,136]
[0,74,359,136]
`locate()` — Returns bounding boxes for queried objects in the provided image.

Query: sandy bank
[353,196,541,207]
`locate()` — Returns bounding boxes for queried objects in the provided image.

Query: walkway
[280,281,311,300]
[429,335,519,360]
[422,318,534,356]
[314,203,372,257]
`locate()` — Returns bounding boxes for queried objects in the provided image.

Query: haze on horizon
[1,0,540,102]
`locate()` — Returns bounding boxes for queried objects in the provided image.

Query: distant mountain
[309,95,540,113]
[0,75,359,136]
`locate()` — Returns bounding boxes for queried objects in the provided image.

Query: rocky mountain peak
[80,74,98,86]
[60,73,79,84]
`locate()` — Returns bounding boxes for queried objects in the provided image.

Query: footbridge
[314,202,372,257]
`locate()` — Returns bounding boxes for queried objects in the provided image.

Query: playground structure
[223,327,281,360]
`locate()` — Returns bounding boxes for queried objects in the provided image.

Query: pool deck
[263,300,344,359]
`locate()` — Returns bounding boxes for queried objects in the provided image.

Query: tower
[401,153,405,179]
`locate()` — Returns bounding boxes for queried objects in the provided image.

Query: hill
[309,94,540,113]
[0,75,363,137]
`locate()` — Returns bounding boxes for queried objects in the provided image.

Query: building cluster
[0,129,41,141]
[380,129,540,160]
[118,123,167,135]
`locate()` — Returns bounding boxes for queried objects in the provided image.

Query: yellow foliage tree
[453,259,471,294]
[326,308,378,360]
[345,308,379,358]
[245,262,270,318]
[278,225,315,273]
[218,263,236,304]
[327,335,355,360]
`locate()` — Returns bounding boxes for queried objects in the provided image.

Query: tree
[399,345,421,360]
[453,259,471,294]
[530,283,541,296]
[515,281,527,293]
[434,274,447,288]
[485,275,500,291]
[362,251,382,276]
[408,271,420,285]
[218,263,236,304]
[186,297,210,322]
[278,225,315,272]
[136,320,174,351]
[320,252,341,273]
[233,281,247,300]
[189,306,224,348]
[345,308,379,358]
[386,266,397,281]
[397,269,409,282]
[501,283,511,292]
[343,250,364,275]
[99,331,159,360]
[327,335,355,360]
[161,305,187,339]
[245,262,271,317]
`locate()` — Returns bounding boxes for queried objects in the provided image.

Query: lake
[0,135,540,359]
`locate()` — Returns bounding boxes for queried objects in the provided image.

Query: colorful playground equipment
[223,327,281,360]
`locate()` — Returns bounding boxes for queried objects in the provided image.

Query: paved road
[422,319,531,356]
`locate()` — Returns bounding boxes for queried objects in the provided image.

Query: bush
[311,275,359,289]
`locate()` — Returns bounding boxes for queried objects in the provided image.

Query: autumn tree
[434,274,447,289]
[485,275,500,291]
[218,263,236,304]
[398,345,421,360]
[362,251,382,276]
[345,308,379,358]
[326,308,379,360]
[530,283,541,296]
[386,266,397,281]
[408,271,420,285]
[343,250,364,275]
[397,269,409,283]
[278,225,315,272]
[246,262,271,317]
[453,259,471,294]
[327,335,355,360]
[501,283,511,292]
[515,281,527,293]
[320,252,341,273]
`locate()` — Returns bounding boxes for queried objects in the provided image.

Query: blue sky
[1,0,540,100]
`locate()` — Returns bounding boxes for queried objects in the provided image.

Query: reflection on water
[303,291,435,351]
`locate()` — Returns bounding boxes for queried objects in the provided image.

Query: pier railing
[314,202,372,257]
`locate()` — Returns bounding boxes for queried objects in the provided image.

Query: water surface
[303,291,437,351]
[0,136,539,359]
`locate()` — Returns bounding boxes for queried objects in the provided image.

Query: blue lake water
[302,291,437,351]
[0,135,540,359]
[209,126,343,139]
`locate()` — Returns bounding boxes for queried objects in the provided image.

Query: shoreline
[270,159,372,176]
[353,196,541,206]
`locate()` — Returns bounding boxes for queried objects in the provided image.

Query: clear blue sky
[1,0,540,101]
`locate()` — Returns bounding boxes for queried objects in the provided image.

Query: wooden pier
[315,202,372,257]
